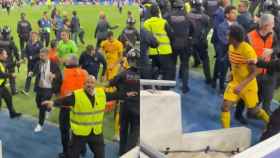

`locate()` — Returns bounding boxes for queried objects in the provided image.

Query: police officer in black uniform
[17,12,32,59]
[0,26,20,95]
[140,27,158,81]
[0,48,21,119]
[203,0,220,19]
[119,18,140,55]
[166,0,193,93]
[158,0,172,18]
[188,0,212,84]
[108,48,140,156]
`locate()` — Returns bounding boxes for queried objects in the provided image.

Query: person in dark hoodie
[79,45,107,80]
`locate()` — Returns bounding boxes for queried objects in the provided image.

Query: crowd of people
[0,5,140,158]
[140,0,280,142]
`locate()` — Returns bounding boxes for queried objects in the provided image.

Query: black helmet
[190,0,203,8]
[172,0,185,8]
[1,26,11,37]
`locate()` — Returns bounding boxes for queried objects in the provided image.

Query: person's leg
[222,83,239,128]
[219,57,229,92]
[119,105,129,156]
[59,109,70,156]
[8,68,17,94]
[197,45,211,83]
[46,32,50,47]
[87,133,105,158]
[1,86,17,116]
[126,111,139,152]
[179,50,191,93]
[24,60,33,92]
[234,100,247,125]
[19,38,25,59]
[261,75,276,114]
[243,88,270,124]
[191,46,201,67]
[69,134,86,158]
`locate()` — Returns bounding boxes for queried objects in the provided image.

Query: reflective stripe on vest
[0,62,5,85]
[248,30,273,74]
[143,17,172,56]
[70,88,106,136]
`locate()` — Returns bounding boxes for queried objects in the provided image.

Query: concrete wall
[120,147,139,158]
[0,140,2,158]
[140,90,182,149]
[140,89,251,158]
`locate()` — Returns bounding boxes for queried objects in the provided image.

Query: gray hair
[40,48,49,54]
[66,54,79,66]
[259,13,274,28]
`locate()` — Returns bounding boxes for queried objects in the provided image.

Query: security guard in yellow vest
[143,4,175,87]
[0,48,21,118]
[42,75,138,158]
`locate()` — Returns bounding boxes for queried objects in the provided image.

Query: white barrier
[0,140,2,158]
[233,133,280,158]
[120,147,139,158]
[140,87,252,158]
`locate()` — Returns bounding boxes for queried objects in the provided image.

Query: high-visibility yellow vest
[70,88,106,136]
[144,17,172,56]
[184,2,192,14]
[0,62,5,85]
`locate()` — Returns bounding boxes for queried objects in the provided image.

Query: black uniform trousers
[0,86,16,115]
[6,66,17,94]
[19,37,28,59]
[150,54,176,89]
[193,44,211,82]
[24,59,38,92]
[119,103,140,156]
[59,109,87,157]
[173,48,191,91]
[40,32,50,47]
[69,131,104,158]
[35,88,52,126]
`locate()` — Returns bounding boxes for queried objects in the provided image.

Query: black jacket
[166,8,193,49]
[109,67,140,115]
[31,60,62,94]
[79,51,107,78]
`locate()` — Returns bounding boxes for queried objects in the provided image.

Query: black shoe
[235,116,248,125]
[219,87,225,94]
[192,63,200,68]
[80,152,86,157]
[205,79,212,85]
[211,80,217,89]
[12,90,18,95]
[182,87,190,94]
[10,112,22,119]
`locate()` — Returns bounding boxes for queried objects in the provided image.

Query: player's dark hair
[229,24,245,43]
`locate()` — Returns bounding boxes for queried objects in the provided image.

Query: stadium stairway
[176,71,279,145]
[0,112,118,158]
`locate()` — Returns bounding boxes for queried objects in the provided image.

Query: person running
[220,24,269,128]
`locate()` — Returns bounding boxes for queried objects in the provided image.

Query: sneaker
[10,112,22,119]
[21,90,29,96]
[34,124,43,133]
